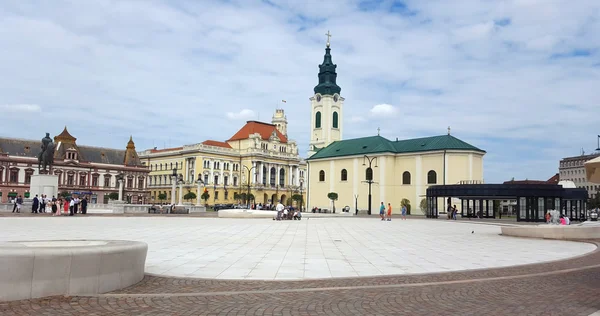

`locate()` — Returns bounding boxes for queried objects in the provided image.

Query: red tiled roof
[547,173,560,184]
[228,121,288,143]
[150,147,183,153]
[202,140,232,148]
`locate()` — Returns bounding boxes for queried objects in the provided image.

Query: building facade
[0,127,149,203]
[559,153,600,199]
[305,40,485,214]
[139,111,307,206]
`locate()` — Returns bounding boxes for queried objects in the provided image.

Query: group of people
[274,201,302,220]
[11,194,88,216]
[379,202,407,221]
[545,211,571,225]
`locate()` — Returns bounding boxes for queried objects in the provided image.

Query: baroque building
[139,110,307,206]
[306,39,486,214]
[0,127,149,203]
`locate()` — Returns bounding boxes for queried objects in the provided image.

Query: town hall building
[306,37,486,215]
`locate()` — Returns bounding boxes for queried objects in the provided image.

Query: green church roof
[307,134,485,160]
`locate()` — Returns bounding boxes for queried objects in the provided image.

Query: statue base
[29,174,59,198]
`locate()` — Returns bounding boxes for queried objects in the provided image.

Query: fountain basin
[501,224,600,240]
[0,240,147,301]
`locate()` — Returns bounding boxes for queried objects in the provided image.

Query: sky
[1,0,599,184]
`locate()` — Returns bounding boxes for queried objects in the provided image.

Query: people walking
[51,199,58,216]
[40,195,47,213]
[387,203,392,221]
[452,205,458,220]
[16,195,23,213]
[32,195,39,214]
[69,198,75,216]
[12,198,18,213]
[81,197,88,215]
[379,202,385,221]
[401,204,407,220]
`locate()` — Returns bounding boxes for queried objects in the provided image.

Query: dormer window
[66,151,78,160]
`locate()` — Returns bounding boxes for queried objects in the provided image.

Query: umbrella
[585,156,600,184]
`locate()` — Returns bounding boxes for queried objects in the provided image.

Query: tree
[233,192,240,203]
[184,191,196,203]
[420,198,427,213]
[247,193,255,203]
[108,192,119,200]
[327,192,338,212]
[158,193,167,202]
[240,193,247,204]
[401,198,411,214]
[60,191,71,199]
[201,191,210,205]
[589,194,600,209]
[292,194,303,207]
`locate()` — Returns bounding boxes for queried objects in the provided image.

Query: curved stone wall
[501,225,600,240]
[0,240,147,301]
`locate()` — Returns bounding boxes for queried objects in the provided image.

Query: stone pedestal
[108,200,126,214]
[29,174,59,198]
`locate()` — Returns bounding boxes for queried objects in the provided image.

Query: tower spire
[314,32,341,96]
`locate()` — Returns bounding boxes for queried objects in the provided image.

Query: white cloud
[226,109,255,120]
[0,0,598,182]
[369,104,398,117]
[0,104,41,113]
[349,115,366,123]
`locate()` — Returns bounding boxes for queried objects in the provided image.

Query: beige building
[559,153,600,199]
[305,40,485,214]
[139,110,307,206]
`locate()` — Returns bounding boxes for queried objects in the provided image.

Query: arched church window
[319,170,325,182]
[341,169,347,181]
[332,111,339,128]
[365,167,373,181]
[427,170,437,184]
[402,171,411,185]
[315,111,322,128]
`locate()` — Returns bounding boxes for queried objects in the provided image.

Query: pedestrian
[63,198,69,215]
[41,195,47,213]
[81,197,88,215]
[401,204,407,220]
[387,203,392,221]
[452,205,458,220]
[379,202,385,221]
[51,199,58,216]
[16,195,23,213]
[69,198,75,216]
[73,196,79,214]
[32,194,39,214]
[12,198,18,213]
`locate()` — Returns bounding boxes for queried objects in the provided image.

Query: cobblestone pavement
[1,240,599,315]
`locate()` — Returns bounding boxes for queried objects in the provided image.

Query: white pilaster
[289,165,293,186]
[379,157,385,205]
[329,160,335,193]
[353,158,358,202]
[209,160,214,185]
[468,153,473,181]
[416,155,422,213]
[444,152,448,185]
[252,161,257,184]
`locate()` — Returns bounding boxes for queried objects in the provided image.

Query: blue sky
[1,0,599,183]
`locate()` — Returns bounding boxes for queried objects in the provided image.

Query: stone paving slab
[0,217,595,281]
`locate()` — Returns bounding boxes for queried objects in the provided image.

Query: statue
[38,133,56,173]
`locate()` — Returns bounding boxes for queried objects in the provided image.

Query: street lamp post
[362,155,378,215]
[242,165,256,209]
[299,181,304,211]
[196,176,204,206]
[170,168,177,205]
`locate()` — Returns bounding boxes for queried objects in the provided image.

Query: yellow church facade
[139,110,307,206]
[306,135,485,214]
[305,36,485,214]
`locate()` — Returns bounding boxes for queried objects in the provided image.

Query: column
[178,182,183,205]
[196,182,201,205]
[295,166,300,186]
[118,179,124,201]
[252,161,257,184]
[289,165,293,186]
[209,160,214,185]
[170,176,177,205]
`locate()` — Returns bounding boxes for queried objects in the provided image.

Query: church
[306,36,486,215]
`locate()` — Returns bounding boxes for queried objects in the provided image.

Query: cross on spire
[325,30,332,47]
[447,126,451,135]
[377,127,380,136]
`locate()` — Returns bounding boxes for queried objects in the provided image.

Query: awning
[585,156,600,184]
[24,192,30,198]
[8,192,17,197]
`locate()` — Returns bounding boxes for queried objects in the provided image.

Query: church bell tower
[308,31,344,157]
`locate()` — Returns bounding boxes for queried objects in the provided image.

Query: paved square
[0,217,595,280]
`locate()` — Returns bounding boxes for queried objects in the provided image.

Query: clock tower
[308,31,344,157]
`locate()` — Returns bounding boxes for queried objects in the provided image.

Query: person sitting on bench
[293,210,302,220]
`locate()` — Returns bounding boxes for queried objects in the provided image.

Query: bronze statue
[38,133,55,173]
